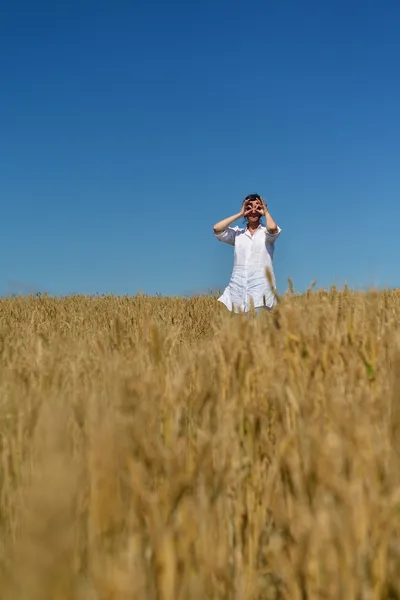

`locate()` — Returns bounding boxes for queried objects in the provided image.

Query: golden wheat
[0,288,400,599]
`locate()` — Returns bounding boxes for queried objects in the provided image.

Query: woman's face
[246,198,262,224]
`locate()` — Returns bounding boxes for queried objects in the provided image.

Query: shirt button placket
[245,235,252,312]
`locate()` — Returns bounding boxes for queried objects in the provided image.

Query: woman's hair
[244,193,261,202]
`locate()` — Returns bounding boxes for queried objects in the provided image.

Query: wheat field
[1,287,400,599]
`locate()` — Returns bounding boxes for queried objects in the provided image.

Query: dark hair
[244,193,261,201]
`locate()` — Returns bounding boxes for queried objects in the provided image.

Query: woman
[213,194,281,314]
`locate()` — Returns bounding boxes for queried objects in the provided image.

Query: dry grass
[1,288,400,599]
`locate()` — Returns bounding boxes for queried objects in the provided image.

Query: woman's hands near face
[240,196,268,219]
[240,198,252,217]
[255,197,268,216]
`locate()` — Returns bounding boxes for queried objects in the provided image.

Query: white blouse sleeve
[265,226,282,245]
[214,226,239,246]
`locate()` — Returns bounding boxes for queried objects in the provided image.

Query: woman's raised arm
[212,199,250,234]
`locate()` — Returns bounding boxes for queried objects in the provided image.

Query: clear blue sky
[1,0,399,297]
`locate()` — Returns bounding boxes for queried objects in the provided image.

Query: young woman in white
[213,194,281,314]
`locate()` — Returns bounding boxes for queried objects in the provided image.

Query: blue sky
[1,0,399,297]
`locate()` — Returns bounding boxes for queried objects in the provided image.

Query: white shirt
[215,224,281,313]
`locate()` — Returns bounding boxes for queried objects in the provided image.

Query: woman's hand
[258,197,278,233]
[240,198,251,217]
[256,197,268,216]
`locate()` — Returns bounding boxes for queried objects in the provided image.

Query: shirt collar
[245,223,263,237]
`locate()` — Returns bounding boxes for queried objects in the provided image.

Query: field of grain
[1,288,400,599]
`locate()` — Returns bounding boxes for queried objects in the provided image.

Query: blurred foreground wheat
[1,289,400,599]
